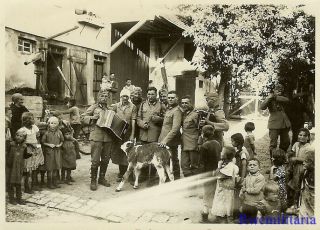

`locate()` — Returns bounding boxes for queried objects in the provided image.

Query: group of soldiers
[81,86,229,191]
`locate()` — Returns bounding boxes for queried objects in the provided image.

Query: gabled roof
[5,1,111,53]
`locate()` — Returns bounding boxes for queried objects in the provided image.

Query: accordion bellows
[96,110,129,140]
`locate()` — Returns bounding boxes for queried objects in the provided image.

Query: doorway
[175,75,196,104]
[47,52,63,101]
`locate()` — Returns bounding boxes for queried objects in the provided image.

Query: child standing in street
[287,128,312,213]
[231,133,250,182]
[42,116,64,189]
[244,122,256,158]
[61,128,79,185]
[20,112,44,193]
[6,130,32,205]
[239,158,265,222]
[211,146,239,223]
[269,148,287,212]
[199,125,222,223]
[231,133,250,217]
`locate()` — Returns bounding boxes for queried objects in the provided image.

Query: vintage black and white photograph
[3,0,317,227]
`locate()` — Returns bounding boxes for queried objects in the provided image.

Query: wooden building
[5,2,110,105]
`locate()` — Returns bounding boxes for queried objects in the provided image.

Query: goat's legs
[165,164,174,182]
[155,165,166,184]
[115,162,134,192]
[133,162,143,189]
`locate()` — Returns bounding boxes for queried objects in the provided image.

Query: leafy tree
[175,4,315,116]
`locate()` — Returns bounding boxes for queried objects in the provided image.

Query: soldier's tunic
[137,100,164,143]
[181,109,200,177]
[158,105,182,179]
[80,104,116,169]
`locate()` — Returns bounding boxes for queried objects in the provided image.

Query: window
[18,37,34,53]
[184,43,196,61]
[199,80,203,88]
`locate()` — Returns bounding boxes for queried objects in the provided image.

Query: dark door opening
[47,53,63,101]
[175,75,196,105]
[93,61,104,101]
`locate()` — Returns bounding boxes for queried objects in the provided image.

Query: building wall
[149,38,208,107]
[5,27,108,105]
[5,28,37,89]
[110,26,149,99]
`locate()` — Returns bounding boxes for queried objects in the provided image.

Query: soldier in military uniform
[199,92,229,146]
[137,87,165,181]
[159,88,168,111]
[80,90,116,191]
[158,91,182,179]
[137,87,165,143]
[180,95,200,177]
[260,84,291,158]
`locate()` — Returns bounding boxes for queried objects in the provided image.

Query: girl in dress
[231,133,250,217]
[20,112,44,193]
[211,146,239,223]
[287,128,312,213]
[269,148,287,212]
[41,116,64,189]
[61,128,79,185]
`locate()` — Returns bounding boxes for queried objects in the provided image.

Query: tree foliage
[175,4,315,112]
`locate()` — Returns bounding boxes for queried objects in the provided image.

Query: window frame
[18,37,35,54]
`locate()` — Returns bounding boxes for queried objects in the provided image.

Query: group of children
[6,106,79,205]
[200,122,315,223]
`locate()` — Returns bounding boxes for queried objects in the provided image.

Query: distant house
[5,3,110,105]
[5,2,209,107]
[109,15,207,106]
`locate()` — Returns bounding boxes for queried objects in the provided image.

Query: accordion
[96,110,129,140]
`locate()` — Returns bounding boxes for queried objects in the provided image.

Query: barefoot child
[42,116,64,189]
[6,130,32,205]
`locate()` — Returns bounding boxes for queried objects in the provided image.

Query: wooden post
[108,19,148,53]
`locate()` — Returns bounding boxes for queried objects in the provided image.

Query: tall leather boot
[98,163,110,187]
[90,167,98,191]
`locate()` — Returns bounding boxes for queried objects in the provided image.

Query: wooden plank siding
[110,26,150,100]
